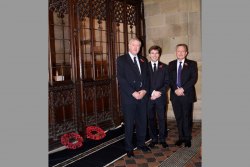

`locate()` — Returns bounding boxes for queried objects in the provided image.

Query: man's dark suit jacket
[148,61,169,105]
[117,54,149,105]
[148,61,170,142]
[117,53,149,151]
[168,59,198,103]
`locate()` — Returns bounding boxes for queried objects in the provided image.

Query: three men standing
[117,40,198,157]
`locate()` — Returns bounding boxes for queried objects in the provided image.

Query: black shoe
[175,140,183,146]
[138,145,151,152]
[126,150,135,158]
[160,142,169,148]
[148,141,158,148]
[185,141,191,147]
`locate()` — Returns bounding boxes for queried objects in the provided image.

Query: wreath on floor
[61,132,83,149]
[86,126,106,140]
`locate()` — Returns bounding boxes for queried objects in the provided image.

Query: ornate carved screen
[49,0,73,83]
[112,0,139,57]
[76,0,145,129]
[76,0,113,128]
[49,0,78,144]
[48,0,145,150]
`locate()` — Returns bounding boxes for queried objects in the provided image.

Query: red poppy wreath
[86,126,106,140]
[61,132,83,149]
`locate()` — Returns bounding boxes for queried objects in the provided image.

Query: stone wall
[144,0,202,120]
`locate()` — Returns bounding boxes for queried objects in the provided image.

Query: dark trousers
[148,102,167,142]
[122,100,147,151]
[171,96,193,141]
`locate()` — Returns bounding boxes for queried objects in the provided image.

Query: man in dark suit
[168,44,198,147]
[117,37,151,158]
[147,45,170,148]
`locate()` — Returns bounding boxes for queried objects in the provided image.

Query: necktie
[177,62,182,87]
[153,63,156,72]
[133,56,140,74]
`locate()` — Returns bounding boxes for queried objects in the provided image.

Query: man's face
[149,49,160,62]
[176,46,187,60]
[129,40,141,55]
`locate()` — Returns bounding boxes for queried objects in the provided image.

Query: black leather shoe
[148,141,158,148]
[126,150,135,158]
[138,145,151,152]
[185,141,191,147]
[175,140,183,146]
[160,142,169,148]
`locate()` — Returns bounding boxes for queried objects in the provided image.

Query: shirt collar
[151,61,158,66]
[177,59,185,65]
[129,52,137,60]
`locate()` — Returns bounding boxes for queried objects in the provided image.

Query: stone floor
[106,120,202,167]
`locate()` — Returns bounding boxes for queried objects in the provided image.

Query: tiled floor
[106,120,202,167]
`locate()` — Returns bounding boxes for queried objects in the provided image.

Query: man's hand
[175,87,185,96]
[132,91,141,100]
[138,90,147,99]
[150,90,161,100]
